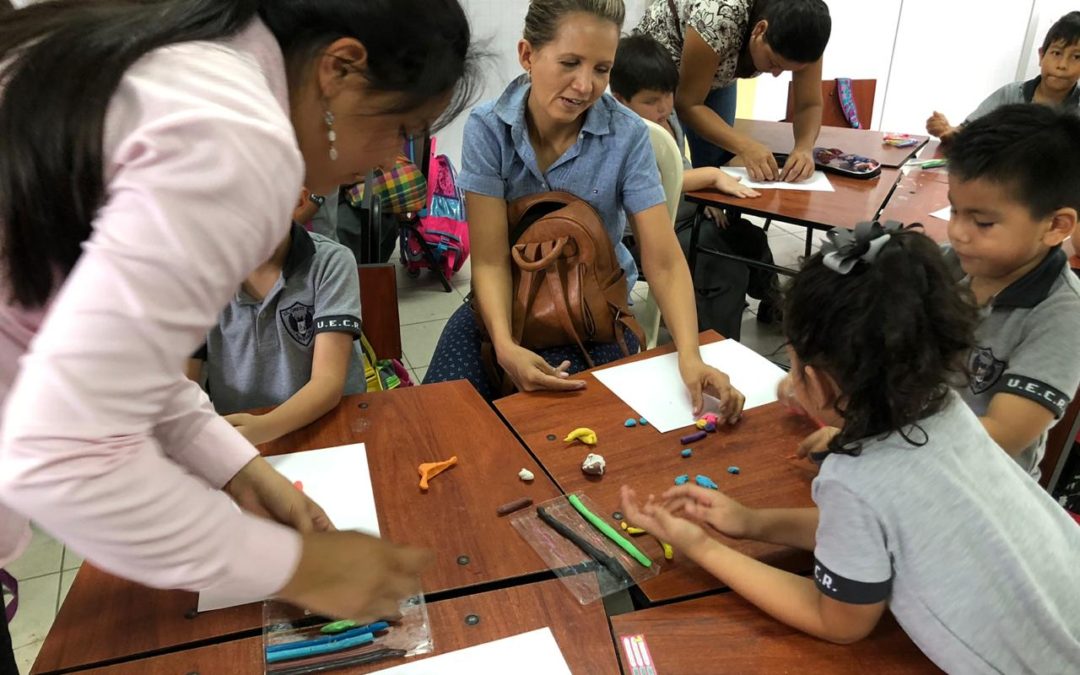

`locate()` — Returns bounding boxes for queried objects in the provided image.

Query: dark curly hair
[782,229,979,457]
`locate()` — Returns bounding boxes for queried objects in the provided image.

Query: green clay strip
[567,494,652,568]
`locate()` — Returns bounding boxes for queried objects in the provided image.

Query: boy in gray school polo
[813,393,1080,673]
[199,223,365,415]
[944,246,1080,478]
[965,75,1080,125]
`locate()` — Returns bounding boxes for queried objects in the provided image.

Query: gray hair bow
[821,220,903,274]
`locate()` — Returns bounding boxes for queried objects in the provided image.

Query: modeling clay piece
[620,521,647,535]
[564,427,598,445]
[418,456,458,490]
[662,543,674,560]
[567,494,653,567]
[496,497,534,516]
[704,422,717,432]
[680,430,707,445]
[321,620,359,635]
[674,474,689,485]
[581,453,606,476]
[703,413,719,426]
[638,418,649,426]
[681,449,692,458]
[624,418,637,427]
[727,466,741,475]
[695,474,719,490]
[518,468,535,482]
[292,480,304,492]
[695,418,708,430]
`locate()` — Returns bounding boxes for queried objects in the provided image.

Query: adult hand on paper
[620,486,710,553]
[780,148,814,182]
[225,456,335,533]
[796,425,841,459]
[225,412,281,446]
[659,484,754,540]
[736,139,779,182]
[497,343,585,393]
[277,531,432,622]
[679,357,745,422]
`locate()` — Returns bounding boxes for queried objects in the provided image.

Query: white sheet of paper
[197,443,378,612]
[929,206,951,221]
[593,340,786,433]
[376,628,571,675]
[721,167,835,192]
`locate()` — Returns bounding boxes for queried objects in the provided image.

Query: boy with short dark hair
[612,33,780,336]
[928,12,1080,141]
[945,103,1080,479]
[188,191,366,445]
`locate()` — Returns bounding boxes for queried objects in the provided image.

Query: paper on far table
[721,166,835,192]
[376,628,571,675]
[929,206,951,221]
[593,340,786,433]
[197,443,378,612]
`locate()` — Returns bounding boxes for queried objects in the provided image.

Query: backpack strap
[541,259,595,368]
[835,78,862,129]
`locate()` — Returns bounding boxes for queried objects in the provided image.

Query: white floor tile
[14,639,42,675]
[400,319,448,369]
[7,527,62,581]
[60,547,82,572]
[768,233,809,269]
[8,574,58,651]
[56,569,77,613]
[397,284,465,326]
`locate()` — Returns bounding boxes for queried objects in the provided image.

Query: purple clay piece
[624,418,637,427]
[681,448,692,458]
[727,466,741,475]
[674,474,689,485]
[695,474,719,490]
[680,430,707,445]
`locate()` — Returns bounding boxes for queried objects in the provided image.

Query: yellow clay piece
[662,543,674,560]
[563,427,598,445]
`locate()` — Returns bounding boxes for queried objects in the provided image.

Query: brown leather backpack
[505,191,644,367]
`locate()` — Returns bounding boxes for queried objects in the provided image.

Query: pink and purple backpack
[399,139,470,280]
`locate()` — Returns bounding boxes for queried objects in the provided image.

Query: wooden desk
[76,579,619,675]
[495,333,818,604]
[734,119,928,168]
[610,591,942,674]
[33,381,561,674]
[878,169,950,243]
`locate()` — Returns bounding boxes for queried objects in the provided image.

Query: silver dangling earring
[324,108,338,161]
[525,69,531,82]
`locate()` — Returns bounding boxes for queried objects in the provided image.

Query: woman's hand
[659,484,756,540]
[225,456,335,533]
[780,148,815,182]
[736,139,779,182]
[679,356,745,421]
[497,343,585,393]
[224,412,281,446]
[277,531,432,622]
[620,486,711,554]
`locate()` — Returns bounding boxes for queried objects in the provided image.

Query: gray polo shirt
[945,246,1080,478]
[813,394,1080,673]
[202,224,365,415]
[965,76,1080,124]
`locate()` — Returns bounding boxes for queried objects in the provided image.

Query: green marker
[567,494,653,568]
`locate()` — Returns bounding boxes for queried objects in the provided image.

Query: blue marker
[267,622,389,654]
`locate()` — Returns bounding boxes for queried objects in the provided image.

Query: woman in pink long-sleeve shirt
[0,0,480,660]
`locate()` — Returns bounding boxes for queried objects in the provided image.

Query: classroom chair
[636,118,685,349]
[358,263,408,390]
[1041,384,1080,492]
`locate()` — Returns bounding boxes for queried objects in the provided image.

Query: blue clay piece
[695,474,719,490]
[638,418,649,426]
[674,474,689,485]
[624,418,637,427]
[704,422,717,432]
[681,448,692,458]
[727,466,741,475]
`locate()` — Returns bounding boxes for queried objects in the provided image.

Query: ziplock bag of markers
[263,590,432,674]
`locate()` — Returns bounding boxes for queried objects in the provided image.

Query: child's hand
[704,206,729,228]
[659,484,755,540]
[225,412,281,446]
[796,425,841,459]
[713,169,761,198]
[925,111,953,138]
[776,373,806,416]
[620,486,711,553]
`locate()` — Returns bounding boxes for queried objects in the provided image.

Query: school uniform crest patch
[280,301,315,346]
[969,346,1006,394]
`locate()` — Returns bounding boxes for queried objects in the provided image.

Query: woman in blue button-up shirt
[425,0,746,420]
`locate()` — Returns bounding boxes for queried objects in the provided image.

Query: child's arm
[979,393,1058,457]
[682,167,760,198]
[225,332,354,445]
[185,358,203,383]
[926,111,959,140]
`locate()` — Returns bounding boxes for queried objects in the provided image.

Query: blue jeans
[682,82,738,169]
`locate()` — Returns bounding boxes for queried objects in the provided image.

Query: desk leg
[687,204,705,281]
[803,228,814,258]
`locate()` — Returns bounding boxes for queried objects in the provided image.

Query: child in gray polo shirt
[189,192,365,445]
[927,11,1080,141]
[943,104,1080,479]
[620,227,1080,673]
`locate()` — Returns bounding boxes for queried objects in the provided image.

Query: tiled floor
[4,217,822,674]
